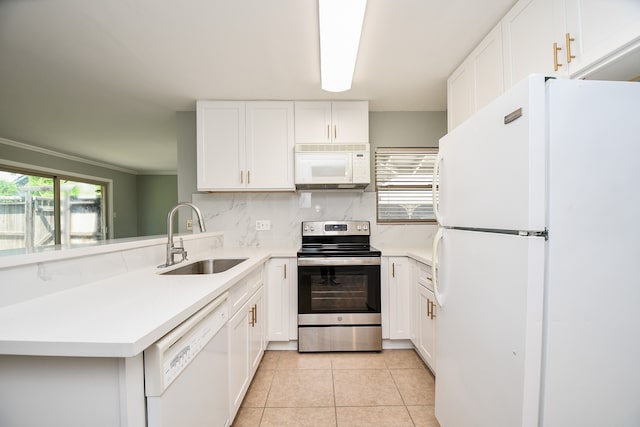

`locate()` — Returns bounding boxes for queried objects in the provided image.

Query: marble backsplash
[192,191,436,249]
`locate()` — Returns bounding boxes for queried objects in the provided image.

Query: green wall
[136,175,178,236]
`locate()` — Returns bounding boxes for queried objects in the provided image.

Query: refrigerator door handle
[433,152,443,225]
[432,228,444,307]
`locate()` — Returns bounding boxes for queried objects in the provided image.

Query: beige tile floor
[231,349,441,427]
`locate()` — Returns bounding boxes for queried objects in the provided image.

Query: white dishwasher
[144,293,229,427]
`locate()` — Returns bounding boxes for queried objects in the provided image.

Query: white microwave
[294,143,371,190]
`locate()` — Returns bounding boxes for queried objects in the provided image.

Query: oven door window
[298,264,381,314]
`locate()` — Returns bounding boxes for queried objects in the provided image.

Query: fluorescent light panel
[319,0,367,92]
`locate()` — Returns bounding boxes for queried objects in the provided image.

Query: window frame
[375,147,438,224]
[0,162,112,248]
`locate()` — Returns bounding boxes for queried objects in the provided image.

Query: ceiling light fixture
[319,0,367,93]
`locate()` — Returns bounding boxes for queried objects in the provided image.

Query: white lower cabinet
[248,288,265,374]
[385,256,412,340]
[417,284,437,371]
[228,277,265,422]
[266,258,295,342]
[414,261,436,372]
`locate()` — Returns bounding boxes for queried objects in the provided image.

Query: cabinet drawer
[417,262,433,291]
[228,266,264,316]
[246,265,263,293]
[228,279,249,316]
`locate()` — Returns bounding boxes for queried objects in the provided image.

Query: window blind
[375,147,438,223]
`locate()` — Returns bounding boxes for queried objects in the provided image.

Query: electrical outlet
[186,219,193,231]
[256,220,271,231]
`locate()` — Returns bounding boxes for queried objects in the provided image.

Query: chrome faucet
[160,202,206,268]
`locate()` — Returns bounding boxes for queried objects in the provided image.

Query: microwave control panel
[352,151,370,184]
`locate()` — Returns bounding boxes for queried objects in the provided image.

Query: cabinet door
[448,23,505,131]
[409,259,418,345]
[196,101,245,190]
[228,301,250,419]
[564,0,640,77]
[502,0,564,89]
[266,258,291,342]
[473,23,505,112]
[447,57,476,131]
[245,102,295,190]
[331,101,369,143]
[417,284,436,372]
[294,102,332,143]
[248,288,265,376]
[387,257,411,340]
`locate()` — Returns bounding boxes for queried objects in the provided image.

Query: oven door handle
[297,257,381,266]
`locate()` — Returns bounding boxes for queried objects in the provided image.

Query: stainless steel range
[297,220,382,352]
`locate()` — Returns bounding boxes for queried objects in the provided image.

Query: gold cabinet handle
[565,33,575,63]
[284,263,287,279]
[249,307,254,326]
[392,262,395,278]
[247,170,250,185]
[327,124,330,140]
[430,300,437,319]
[253,304,257,325]
[427,298,432,318]
[334,125,337,140]
[553,42,563,71]
[240,170,244,184]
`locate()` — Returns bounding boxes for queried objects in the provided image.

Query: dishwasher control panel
[144,293,228,396]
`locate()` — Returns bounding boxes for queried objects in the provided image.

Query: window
[375,147,438,223]
[0,166,107,250]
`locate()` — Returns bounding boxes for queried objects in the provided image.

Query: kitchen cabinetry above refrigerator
[294,101,369,144]
[502,0,640,86]
[196,101,295,191]
[447,23,505,131]
[448,0,640,130]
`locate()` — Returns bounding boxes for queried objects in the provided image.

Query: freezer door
[434,228,544,427]
[435,75,546,231]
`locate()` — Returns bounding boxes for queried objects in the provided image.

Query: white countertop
[0,247,295,358]
[379,246,433,266]
[0,239,430,359]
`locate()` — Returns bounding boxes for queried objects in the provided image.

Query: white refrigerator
[432,75,640,427]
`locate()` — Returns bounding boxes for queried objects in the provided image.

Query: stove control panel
[302,221,370,236]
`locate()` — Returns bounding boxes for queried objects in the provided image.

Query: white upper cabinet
[294,101,369,143]
[502,0,640,88]
[562,0,640,78]
[449,0,640,129]
[502,0,565,89]
[245,102,295,190]
[447,23,504,130]
[474,24,505,112]
[447,57,476,131]
[197,101,245,191]
[196,101,295,191]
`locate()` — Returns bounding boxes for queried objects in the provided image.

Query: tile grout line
[331,358,338,427]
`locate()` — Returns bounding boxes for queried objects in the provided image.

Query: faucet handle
[179,238,188,261]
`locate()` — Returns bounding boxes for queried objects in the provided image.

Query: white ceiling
[0,0,516,174]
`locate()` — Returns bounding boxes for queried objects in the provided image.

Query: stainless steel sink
[160,258,248,275]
